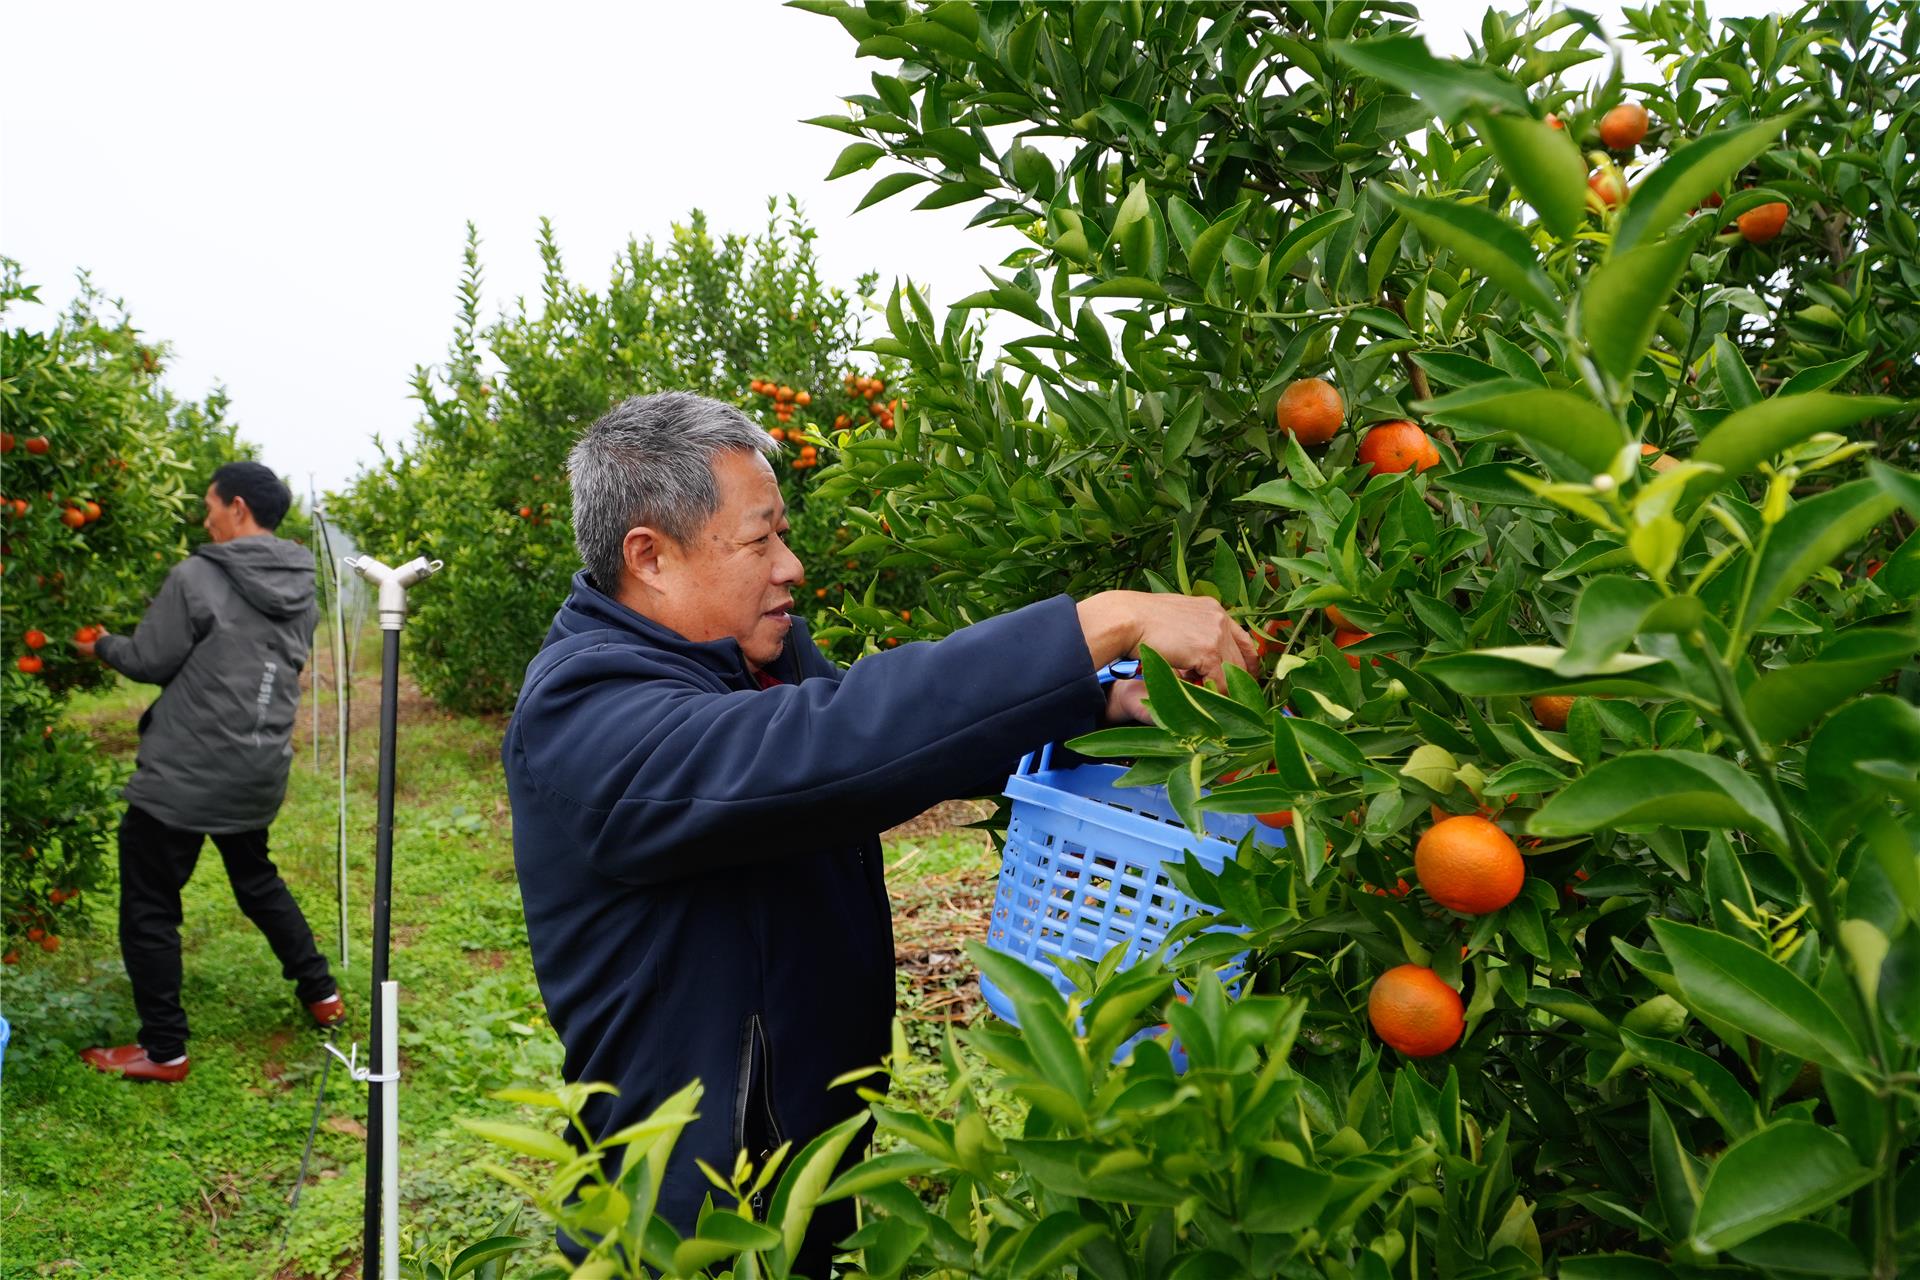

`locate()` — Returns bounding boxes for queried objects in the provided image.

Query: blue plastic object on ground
[980,666,1279,1040]
[0,1014,10,1082]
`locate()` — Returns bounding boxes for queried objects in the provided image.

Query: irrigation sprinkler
[342,552,442,1280]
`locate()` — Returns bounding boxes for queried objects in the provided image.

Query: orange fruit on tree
[1544,112,1565,130]
[1357,420,1441,476]
[1598,102,1649,150]
[1255,809,1293,829]
[795,390,811,407]
[1275,378,1344,446]
[23,630,46,650]
[25,436,49,455]
[83,500,101,521]
[1252,618,1292,657]
[1416,815,1525,914]
[17,655,42,675]
[1369,964,1465,1057]
[1588,168,1626,208]
[775,385,795,403]
[60,507,85,529]
[1324,604,1355,631]
[1531,694,1575,731]
[1333,628,1373,668]
[1737,201,1789,244]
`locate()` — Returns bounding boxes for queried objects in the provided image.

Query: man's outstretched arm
[90,566,203,685]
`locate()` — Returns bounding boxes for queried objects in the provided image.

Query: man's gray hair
[569,392,779,590]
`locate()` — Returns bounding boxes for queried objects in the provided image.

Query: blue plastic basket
[980,697,1280,1029]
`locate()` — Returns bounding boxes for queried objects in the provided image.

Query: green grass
[1,648,1018,1278]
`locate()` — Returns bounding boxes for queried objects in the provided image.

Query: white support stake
[380,979,400,1280]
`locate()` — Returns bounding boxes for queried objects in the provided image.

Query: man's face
[648,450,805,670]
[202,484,245,543]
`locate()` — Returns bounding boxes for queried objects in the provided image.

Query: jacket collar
[559,570,802,686]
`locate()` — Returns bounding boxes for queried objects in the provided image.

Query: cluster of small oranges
[748,379,822,467]
[1581,100,1788,243]
[14,623,102,677]
[836,373,897,431]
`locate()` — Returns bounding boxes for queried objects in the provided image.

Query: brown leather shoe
[307,992,346,1028]
[81,1043,190,1082]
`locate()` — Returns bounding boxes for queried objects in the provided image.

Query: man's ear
[622,526,670,591]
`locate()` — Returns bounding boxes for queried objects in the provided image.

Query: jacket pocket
[733,1013,785,1220]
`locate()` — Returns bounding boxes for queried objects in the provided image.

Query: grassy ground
[0,644,1009,1279]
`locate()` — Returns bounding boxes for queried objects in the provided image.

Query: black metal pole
[362,627,401,1277]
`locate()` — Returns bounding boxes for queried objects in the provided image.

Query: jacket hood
[195,535,316,619]
[546,570,806,685]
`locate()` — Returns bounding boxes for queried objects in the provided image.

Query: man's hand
[75,628,107,660]
[1101,678,1150,726]
[1076,590,1256,691]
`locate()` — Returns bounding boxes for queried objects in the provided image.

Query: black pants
[118,804,336,1060]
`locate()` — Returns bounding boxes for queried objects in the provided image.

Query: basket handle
[1015,660,1142,776]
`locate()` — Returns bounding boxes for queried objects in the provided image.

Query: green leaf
[1745,627,1919,743]
[1618,1028,1763,1139]
[1713,335,1762,409]
[1137,644,1223,741]
[1646,1096,1701,1239]
[1422,646,1676,697]
[1872,459,1920,520]
[1739,479,1901,638]
[1650,921,1867,1074]
[455,1120,578,1164]
[1581,234,1697,386]
[1559,576,1664,674]
[826,142,887,181]
[1690,1121,1874,1253]
[1413,382,1625,475]
[1187,201,1250,282]
[446,1236,542,1279]
[1382,193,1559,317]
[1329,35,1530,121]
[1688,394,1906,504]
[1009,1212,1106,1280]
[854,171,931,212]
[1614,113,1797,253]
[767,1112,870,1260]
[1727,1221,1869,1277]
[1476,110,1589,239]
[1806,695,1920,840]
[1068,276,1172,301]
[1271,208,1354,278]
[1531,751,1783,845]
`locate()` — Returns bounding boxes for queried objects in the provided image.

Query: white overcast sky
[3,1,1779,497]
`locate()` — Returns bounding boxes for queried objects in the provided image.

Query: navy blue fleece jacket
[503,571,1105,1252]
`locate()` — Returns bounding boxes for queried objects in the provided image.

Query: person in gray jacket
[77,461,343,1083]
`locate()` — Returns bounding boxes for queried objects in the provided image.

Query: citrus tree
[763,1,1919,1275]
[332,200,909,714]
[0,262,254,961]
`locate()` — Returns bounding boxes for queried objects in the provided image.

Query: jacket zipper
[735,1013,785,1220]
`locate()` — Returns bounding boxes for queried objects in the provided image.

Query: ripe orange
[1531,695,1575,731]
[795,390,812,407]
[1333,628,1373,669]
[1357,420,1440,476]
[1252,618,1292,657]
[1599,102,1649,150]
[17,655,43,675]
[1544,113,1565,130]
[1737,201,1789,244]
[24,436,49,455]
[1275,378,1345,446]
[1369,965,1464,1057]
[1324,604,1354,631]
[83,500,101,521]
[1255,809,1293,829]
[40,934,58,952]
[775,385,795,403]
[60,507,86,529]
[1588,168,1626,208]
[1415,815,1525,914]
[23,630,45,650]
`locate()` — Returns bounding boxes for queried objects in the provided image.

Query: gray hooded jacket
[96,535,318,833]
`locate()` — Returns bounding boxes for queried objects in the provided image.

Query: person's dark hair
[209,461,292,531]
